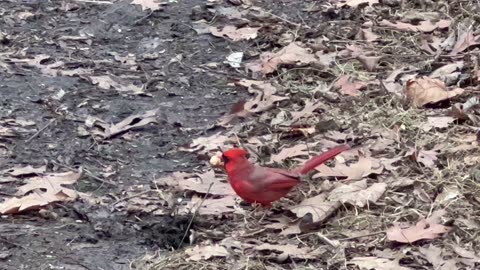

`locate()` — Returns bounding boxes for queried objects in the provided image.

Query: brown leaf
[405,77,463,107]
[380,19,451,32]
[334,75,367,96]
[3,165,46,177]
[349,257,410,270]
[185,244,229,261]
[235,79,288,113]
[359,28,380,42]
[336,0,379,8]
[178,170,234,196]
[90,75,145,95]
[182,132,233,153]
[131,0,166,11]
[254,243,323,260]
[0,169,82,214]
[386,214,451,243]
[328,180,387,207]
[264,217,301,235]
[421,116,455,132]
[245,42,318,75]
[419,245,458,270]
[269,144,311,164]
[209,25,260,41]
[289,100,324,123]
[184,195,243,215]
[289,193,341,223]
[87,109,159,139]
[313,155,384,180]
[412,148,438,167]
[450,28,480,55]
[356,55,382,72]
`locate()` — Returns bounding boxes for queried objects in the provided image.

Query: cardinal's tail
[298,145,350,175]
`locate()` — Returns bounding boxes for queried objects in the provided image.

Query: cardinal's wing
[251,166,300,192]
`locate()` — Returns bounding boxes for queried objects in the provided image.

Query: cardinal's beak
[209,151,225,167]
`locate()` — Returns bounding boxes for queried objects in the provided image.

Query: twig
[177,182,213,249]
[25,119,55,143]
[52,162,116,186]
[339,231,386,241]
[316,233,340,248]
[111,190,153,206]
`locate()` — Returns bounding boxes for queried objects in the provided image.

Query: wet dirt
[0,0,246,269]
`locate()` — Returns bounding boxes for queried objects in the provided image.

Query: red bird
[214,145,350,207]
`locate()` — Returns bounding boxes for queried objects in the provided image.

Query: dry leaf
[90,75,145,95]
[380,19,451,32]
[246,42,318,75]
[386,214,451,243]
[88,109,158,139]
[349,257,410,270]
[434,185,460,205]
[359,28,380,42]
[254,243,323,260]
[184,132,233,153]
[356,55,382,72]
[421,116,455,131]
[131,0,166,11]
[450,28,480,55]
[411,148,438,167]
[405,76,463,107]
[288,100,324,123]
[334,75,367,96]
[289,193,341,223]
[328,180,386,207]
[264,217,301,235]
[177,170,234,196]
[184,195,242,215]
[185,244,229,261]
[313,155,383,180]
[269,144,310,164]
[235,79,288,113]
[419,245,458,270]
[0,169,82,214]
[336,0,379,8]
[3,165,46,177]
[209,25,260,41]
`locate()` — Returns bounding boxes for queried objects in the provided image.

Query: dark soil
[0,0,245,268]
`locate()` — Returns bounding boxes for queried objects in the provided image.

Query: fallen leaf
[434,185,460,205]
[419,245,458,270]
[131,0,166,11]
[328,180,387,207]
[185,244,229,261]
[334,75,367,96]
[177,170,234,196]
[269,144,311,164]
[386,213,451,243]
[246,42,319,75]
[412,148,438,167]
[313,155,383,180]
[210,25,260,41]
[356,55,382,71]
[184,132,233,153]
[380,19,451,32]
[90,75,146,95]
[235,79,288,113]
[421,116,455,132]
[0,169,82,214]
[88,109,159,139]
[184,195,243,215]
[349,257,409,270]
[264,217,301,235]
[289,193,341,223]
[3,165,46,177]
[450,27,480,55]
[405,76,463,107]
[336,0,379,8]
[254,243,323,260]
[359,28,380,42]
[289,100,324,123]
[451,96,480,126]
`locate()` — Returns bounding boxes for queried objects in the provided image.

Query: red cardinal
[213,145,350,207]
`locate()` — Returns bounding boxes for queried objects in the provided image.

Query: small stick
[177,182,213,249]
[25,119,55,143]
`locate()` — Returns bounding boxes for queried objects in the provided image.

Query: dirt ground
[0,0,243,269]
[1,0,480,270]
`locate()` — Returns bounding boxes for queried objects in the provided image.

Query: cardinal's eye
[245,153,250,158]
[222,156,229,163]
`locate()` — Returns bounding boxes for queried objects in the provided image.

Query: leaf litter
[8,0,479,268]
